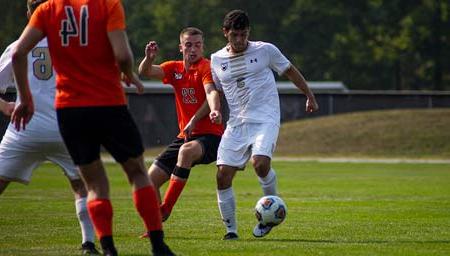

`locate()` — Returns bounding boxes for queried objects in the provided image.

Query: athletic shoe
[223,232,239,240]
[252,223,273,238]
[152,242,176,256]
[80,241,100,255]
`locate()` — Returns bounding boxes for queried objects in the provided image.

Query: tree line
[1,0,449,90]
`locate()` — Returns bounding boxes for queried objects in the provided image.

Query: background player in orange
[138,27,223,222]
[10,0,174,255]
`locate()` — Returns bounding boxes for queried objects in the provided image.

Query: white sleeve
[0,42,18,94]
[210,56,223,92]
[267,43,291,76]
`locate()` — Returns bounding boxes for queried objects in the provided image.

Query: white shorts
[0,136,79,184]
[217,122,279,169]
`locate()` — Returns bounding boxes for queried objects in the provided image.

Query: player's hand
[122,72,144,94]
[183,118,196,140]
[145,41,159,60]
[209,110,222,124]
[11,100,34,131]
[0,101,15,116]
[306,97,319,113]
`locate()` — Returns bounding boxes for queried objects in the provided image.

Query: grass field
[0,161,449,256]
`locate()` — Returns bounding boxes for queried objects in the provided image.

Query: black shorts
[57,106,144,165]
[154,134,221,175]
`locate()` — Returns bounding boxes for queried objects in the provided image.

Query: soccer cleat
[80,241,100,255]
[252,223,273,238]
[152,242,176,256]
[222,232,239,240]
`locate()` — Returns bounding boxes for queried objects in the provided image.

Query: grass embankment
[276,109,450,159]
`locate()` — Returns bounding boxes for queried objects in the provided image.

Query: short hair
[179,27,204,40]
[223,9,250,30]
[27,0,47,13]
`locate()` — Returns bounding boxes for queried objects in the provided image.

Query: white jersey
[0,39,61,142]
[211,41,291,127]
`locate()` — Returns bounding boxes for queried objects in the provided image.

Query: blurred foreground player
[10,0,174,255]
[0,0,99,254]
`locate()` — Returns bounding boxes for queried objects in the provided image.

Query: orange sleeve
[201,61,214,86]
[160,61,176,85]
[28,2,48,34]
[107,0,126,31]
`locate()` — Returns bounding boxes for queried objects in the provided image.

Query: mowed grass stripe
[0,162,449,256]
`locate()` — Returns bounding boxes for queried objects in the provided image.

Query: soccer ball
[254,195,287,226]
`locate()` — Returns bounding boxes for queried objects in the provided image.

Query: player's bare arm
[107,30,144,94]
[11,26,44,131]
[138,41,164,80]
[204,83,222,124]
[283,65,319,113]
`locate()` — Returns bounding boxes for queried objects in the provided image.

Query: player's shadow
[170,236,450,244]
[243,238,450,244]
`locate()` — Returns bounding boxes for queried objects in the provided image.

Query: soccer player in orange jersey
[138,27,223,222]
[10,0,174,255]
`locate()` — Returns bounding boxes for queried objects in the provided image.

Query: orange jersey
[29,0,126,108]
[161,58,224,138]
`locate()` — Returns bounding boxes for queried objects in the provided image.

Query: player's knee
[70,179,88,198]
[216,169,233,189]
[252,160,270,176]
[178,143,201,166]
[148,166,169,188]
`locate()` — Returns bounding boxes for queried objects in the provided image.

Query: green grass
[1,161,450,256]
[277,109,450,159]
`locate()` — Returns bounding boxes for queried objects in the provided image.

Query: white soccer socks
[258,168,277,196]
[217,187,237,235]
[75,197,96,244]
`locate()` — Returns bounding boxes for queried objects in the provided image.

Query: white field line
[100,156,450,164]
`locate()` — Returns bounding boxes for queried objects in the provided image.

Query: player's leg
[148,138,184,203]
[216,126,250,240]
[251,122,279,196]
[249,122,280,238]
[47,143,99,254]
[120,155,174,255]
[252,155,277,196]
[104,106,173,255]
[77,160,116,255]
[57,107,118,256]
[160,139,203,220]
[148,163,170,202]
[217,164,239,240]
[161,134,222,220]
[68,179,100,255]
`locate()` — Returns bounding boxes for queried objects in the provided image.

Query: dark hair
[223,9,249,30]
[179,27,204,38]
[27,0,47,13]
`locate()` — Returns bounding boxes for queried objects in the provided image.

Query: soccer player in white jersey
[0,1,99,254]
[210,9,319,240]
